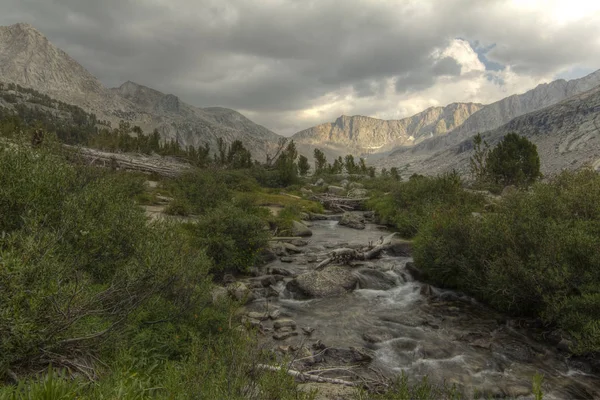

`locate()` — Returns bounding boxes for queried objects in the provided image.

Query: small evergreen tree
[314,148,327,174]
[298,154,310,176]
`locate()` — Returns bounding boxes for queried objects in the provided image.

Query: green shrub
[166,170,231,213]
[414,169,600,353]
[188,203,270,275]
[366,172,484,238]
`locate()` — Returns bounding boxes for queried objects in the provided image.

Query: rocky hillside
[394,69,600,156]
[0,23,282,159]
[293,102,483,158]
[380,84,600,177]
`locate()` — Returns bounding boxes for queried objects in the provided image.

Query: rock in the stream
[386,239,413,256]
[274,319,297,330]
[404,262,423,280]
[269,267,293,276]
[362,332,394,344]
[348,188,368,198]
[290,239,309,247]
[292,221,312,237]
[247,311,270,321]
[242,317,263,328]
[308,213,328,221]
[288,266,358,298]
[327,185,346,196]
[338,212,366,230]
[273,331,299,340]
[283,243,303,253]
[269,309,281,320]
[280,256,294,263]
[325,347,374,363]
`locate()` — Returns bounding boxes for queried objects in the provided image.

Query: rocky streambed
[237,214,600,399]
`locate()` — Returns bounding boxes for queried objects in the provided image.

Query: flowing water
[247,218,600,399]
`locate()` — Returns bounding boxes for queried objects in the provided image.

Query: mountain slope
[394,69,600,156]
[292,102,483,158]
[0,23,282,159]
[381,84,600,177]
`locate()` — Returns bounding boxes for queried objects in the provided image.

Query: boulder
[280,257,294,263]
[386,239,413,256]
[274,319,297,330]
[340,179,349,188]
[290,239,309,247]
[327,185,346,196]
[227,282,252,303]
[404,262,423,280]
[338,212,365,230]
[308,213,328,221]
[247,311,270,321]
[347,188,368,198]
[349,182,364,189]
[211,286,228,304]
[292,221,313,237]
[288,266,358,298]
[300,188,313,196]
[283,243,303,253]
[314,178,326,187]
[273,331,298,340]
[501,185,518,197]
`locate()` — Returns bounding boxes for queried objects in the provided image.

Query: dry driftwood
[63,145,191,177]
[311,194,368,212]
[269,237,305,242]
[256,364,357,387]
[315,233,398,270]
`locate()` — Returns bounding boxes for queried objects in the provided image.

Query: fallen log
[311,194,368,212]
[315,233,398,270]
[62,145,191,177]
[256,364,357,387]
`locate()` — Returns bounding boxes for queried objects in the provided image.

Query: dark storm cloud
[1,0,599,133]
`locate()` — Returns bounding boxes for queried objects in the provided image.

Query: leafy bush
[187,202,270,275]
[366,172,485,238]
[414,169,600,353]
[0,145,213,378]
[166,169,231,213]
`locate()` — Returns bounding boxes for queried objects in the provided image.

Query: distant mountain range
[1,22,599,174]
[0,23,281,159]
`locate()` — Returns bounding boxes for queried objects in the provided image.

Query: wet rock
[419,283,433,297]
[306,254,318,263]
[269,309,281,320]
[274,319,297,330]
[348,188,368,198]
[308,213,328,221]
[280,257,294,263]
[302,326,315,335]
[290,239,309,247]
[269,267,293,276]
[289,266,358,298]
[260,276,277,287]
[325,347,373,363]
[558,338,573,352]
[292,221,313,237]
[355,268,397,290]
[386,239,413,256]
[363,210,375,220]
[470,339,492,349]
[283,243,303,253]
[259,247,277,262]
[404,262,423,280]
[273,331,299,340]
[327,185,346,196]
[362,332,394,344]
[265,286,280,298]
[247,311,270,321]
[338,212,366,230]
[271,243,288,257]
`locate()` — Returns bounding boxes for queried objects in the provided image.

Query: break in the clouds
[2,0,600,135]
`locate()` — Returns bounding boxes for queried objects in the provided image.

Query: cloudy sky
[3,0,600,135]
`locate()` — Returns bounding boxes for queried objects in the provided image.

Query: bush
[0,145,213,377]
[166,170,231,213]
[187,203,270,275]
[414,169,600,353]
[366,172,485,238]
